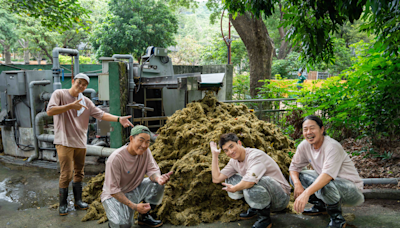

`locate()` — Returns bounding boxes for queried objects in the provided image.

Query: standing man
[210,133,291,228]
[101,125,173,228]
[297,69,307,90]
[47,73,134,216]
[289,115,364,228]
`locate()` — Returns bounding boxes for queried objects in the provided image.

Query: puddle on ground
[0,161,92,212]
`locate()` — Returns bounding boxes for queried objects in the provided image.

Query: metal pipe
[27,80,51,162]
[112,54,135,123]
[83,88,97,99]
[52,47,79,91]
[40,92,52,101]
[93,141,107,147]
[86,145,116,157]
[362,178,399,185]
[112,54,135,103]
[35,111,55,143]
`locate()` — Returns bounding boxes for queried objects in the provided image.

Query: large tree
[0,9,18,64]
[91,0,178,60]
[225,0,400,64]
[7,0,91,32]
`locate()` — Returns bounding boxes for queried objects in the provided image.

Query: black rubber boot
[59,187,69,216]
[72,182,88,210]
[240,207,258,220]
[326,202,347,228]
[252,207,272,228]
[303,194,327,215]
[138,204,163,227]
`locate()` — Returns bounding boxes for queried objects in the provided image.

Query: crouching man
[210,133,291,228]
[101,125,173,228]
[289,115,364,228]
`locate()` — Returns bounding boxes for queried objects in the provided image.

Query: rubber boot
[240,207,258,220]
[138,204,163,227]
[59,187,69,216]
[303,194,327,215]
[252,207,272,228]
[326,202,347,228]
[72,182,88,210]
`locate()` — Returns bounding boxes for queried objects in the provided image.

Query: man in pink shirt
[289,115,364,228]
[210,133,291,228]
[47,73,134,216]
[101,125,173,228]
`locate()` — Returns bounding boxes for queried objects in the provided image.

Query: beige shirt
[101,146,161,202]
[47,89,104,149]
[289,136,363,190]
[220,148,291,194]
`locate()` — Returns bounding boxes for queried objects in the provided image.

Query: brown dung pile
[81,92,295,225]
[151,92,294,225]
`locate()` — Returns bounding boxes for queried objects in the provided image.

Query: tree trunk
[18,39,30,64]
[4,45,11,64]
[277,3,292,59]
[229,13,274,97]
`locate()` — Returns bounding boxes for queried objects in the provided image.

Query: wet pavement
[1,161,400,228]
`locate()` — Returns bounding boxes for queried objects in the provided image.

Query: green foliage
[0,8,18,41]
[200,34,248,72]
[232,74,250,100]
[224,0,399,65]
[169,35,202,65]
[7,0,91,32]
[311,38,355,75]
[91,0,178,60]
[271,52,302,79]
[297,40,400,142]
[59,55,93,64]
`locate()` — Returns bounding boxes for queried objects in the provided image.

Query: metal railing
[222,98,299,125]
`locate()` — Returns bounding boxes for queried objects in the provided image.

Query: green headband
[130,125,151,137]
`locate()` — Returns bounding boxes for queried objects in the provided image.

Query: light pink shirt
[289,136,363,190]
[101,146,161,202]
[220,148,291,194]
[47,89,104,149]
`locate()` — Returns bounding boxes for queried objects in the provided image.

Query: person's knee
[244,185,270,209]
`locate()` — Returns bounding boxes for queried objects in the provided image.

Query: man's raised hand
[70,98,88,111]
[210,141,221,154]
[157,171,173,186]
[119,115,134,128]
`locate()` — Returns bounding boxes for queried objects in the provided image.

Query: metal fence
[221,98,299,126]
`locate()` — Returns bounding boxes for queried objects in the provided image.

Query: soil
[341,137,400,190]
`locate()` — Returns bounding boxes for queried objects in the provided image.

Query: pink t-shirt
[220,148,291,194]
[47,89,104,149]
[101,146,161,202]
[289,136,363,190]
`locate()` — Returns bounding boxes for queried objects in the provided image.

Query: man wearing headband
[47,73,134,216]
[101,125,173,228]
[289,115,364,228]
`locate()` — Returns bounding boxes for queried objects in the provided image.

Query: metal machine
[0,46,227,163]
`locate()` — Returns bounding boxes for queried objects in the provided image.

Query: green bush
[297,40,400,142]
[232,74,250,100]
[59,55,95,64]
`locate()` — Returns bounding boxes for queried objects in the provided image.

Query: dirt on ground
[341,137,400,190]
[80,92,296,225]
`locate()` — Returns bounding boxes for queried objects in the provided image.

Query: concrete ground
[1,160,400,228]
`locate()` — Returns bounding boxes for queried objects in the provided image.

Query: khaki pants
[56,145,86,188]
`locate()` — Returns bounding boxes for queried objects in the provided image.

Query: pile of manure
[81,92,295,225]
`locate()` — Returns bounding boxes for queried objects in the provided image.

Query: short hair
[302,115,326,135]
[219,133,239,148]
